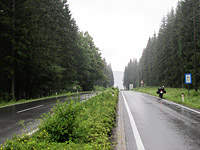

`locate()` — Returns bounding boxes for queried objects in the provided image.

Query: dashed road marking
[17,105,44,113]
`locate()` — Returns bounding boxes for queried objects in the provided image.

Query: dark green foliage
[76,32,107,91]
[0,0,113,101]
[123,58,138,89]
[40,101,80,142]
[97,59,114,88]
[124,0,200,90]
[104,63,114,87]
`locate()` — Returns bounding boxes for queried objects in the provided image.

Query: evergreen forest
[123,0,200,91]
[0,0,114,101]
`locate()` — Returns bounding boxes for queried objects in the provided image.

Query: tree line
[0,0,114,101]
[123,0,200,91]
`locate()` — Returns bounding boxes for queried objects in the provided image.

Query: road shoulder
[113,92,126,150]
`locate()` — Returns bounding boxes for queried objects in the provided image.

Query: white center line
[121,92,145,150]
[17,105,44,113]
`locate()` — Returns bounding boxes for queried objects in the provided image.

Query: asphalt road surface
[0,93,94,144]
[119,91,200,150]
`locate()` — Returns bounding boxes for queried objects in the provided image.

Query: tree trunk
[193,8,198,92]
[11,0,15,99]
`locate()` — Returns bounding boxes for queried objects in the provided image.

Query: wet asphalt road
[0,93,94,144]
[120,91,200,150]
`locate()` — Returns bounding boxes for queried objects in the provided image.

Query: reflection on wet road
[0,93,94,144]
[121,91,200,150]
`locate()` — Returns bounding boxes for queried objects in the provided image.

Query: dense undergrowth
[133,87,200,109]
[1,89,118,150]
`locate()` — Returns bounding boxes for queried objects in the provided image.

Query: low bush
[1,89,118,150]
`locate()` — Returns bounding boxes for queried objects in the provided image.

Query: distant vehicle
[157,86,166,98]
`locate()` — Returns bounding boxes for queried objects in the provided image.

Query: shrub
[39,100,81,142]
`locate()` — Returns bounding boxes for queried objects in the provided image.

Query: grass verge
[1,89,118,150]
[133,87,200,109]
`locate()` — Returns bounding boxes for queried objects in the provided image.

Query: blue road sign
[185,74,192,84]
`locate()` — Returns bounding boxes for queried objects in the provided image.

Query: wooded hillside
[0,0,114,101]
[123,0,200,91]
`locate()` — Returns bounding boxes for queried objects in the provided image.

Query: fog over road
[119,91,200,150]
[0,93,94,144]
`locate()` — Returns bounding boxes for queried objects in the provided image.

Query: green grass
[133,87,200,109]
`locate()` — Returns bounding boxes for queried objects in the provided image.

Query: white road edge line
[160,98,200,115]
[143,92,200,115]
[121,92,145,150]
[17,105,44,113]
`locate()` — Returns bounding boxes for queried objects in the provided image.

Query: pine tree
[125,0,200,90]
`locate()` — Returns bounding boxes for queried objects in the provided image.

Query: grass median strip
[1,89,118,150]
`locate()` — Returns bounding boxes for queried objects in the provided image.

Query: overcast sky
[67,0,179,72]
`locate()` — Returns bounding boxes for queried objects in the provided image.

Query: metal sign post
[185,74,192,101]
